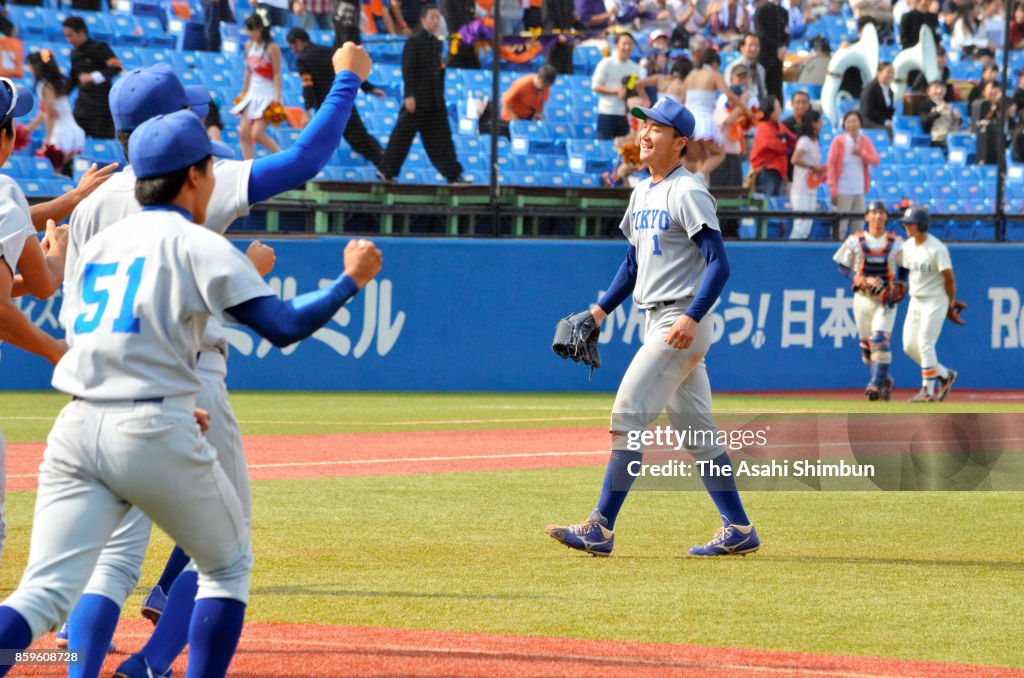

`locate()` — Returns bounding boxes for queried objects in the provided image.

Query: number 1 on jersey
[74,257,146,335]
[652,234,663,256]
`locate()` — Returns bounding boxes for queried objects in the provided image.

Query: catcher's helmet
[866,199,888,214]
[901,204,930,230]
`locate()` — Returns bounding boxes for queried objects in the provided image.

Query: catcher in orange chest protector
[832,200,907,401]
[898,204,966,403]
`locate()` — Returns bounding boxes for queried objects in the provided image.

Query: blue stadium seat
[509,121,562,154]
[861,128,889,151]
[19,179,49,198]
[929,181,955,201]
[969,223,996,240]
[84,139,120,163]
[2,157,31,177]
[1006,222,1024,241]
[338,167,377,182]
[906,183,931,203]
[894,148,918,166]
[29,158,53,177]
[567,138,615,174]
[875,166,897,184]
[924,147,946,165]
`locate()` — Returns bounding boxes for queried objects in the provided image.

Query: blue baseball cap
[130,110,233,179]
[110,63,210,132]
[186,85,212,119]
[0,77,35,127]
[630,97,696,139]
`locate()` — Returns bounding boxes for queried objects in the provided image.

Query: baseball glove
[883,280,908,305]
[552,310,601,377]
[947,299,968,325]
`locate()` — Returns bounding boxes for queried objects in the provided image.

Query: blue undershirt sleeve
[597,245,637,314]
[248,70,361,204]
[685,227,730,323]
[226,274,359,347]
[838,264,856,280]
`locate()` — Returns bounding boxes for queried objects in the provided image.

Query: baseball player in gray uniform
[546,97,760,557]
[0,80,69,563]
[53,45,372,678]
[0,109,382,678]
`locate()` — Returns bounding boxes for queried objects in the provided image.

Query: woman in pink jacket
[827,111,880,238]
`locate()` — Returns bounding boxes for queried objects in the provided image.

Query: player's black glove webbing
[552,310,601,378]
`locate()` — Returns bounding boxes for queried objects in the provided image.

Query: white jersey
[53,210,273,400]
[899,234,952,300]
[0,177,37,361]
[62,159,254,354]
[619,165,721,308]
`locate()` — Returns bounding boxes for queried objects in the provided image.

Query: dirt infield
[16,618,1022,678]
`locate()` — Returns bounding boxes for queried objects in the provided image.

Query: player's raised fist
[333,42,373,82]
[246,240,277,277]
[343,238,383,288]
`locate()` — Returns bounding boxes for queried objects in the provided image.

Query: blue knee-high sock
[156,546,190,593]
[0,606,32,678]
[67,594,121,678]
[698,452,750,526]
[185,598,246,678]
[595,450,643,530]
[142,570,198,673]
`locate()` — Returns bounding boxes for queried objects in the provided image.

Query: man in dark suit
[910,45,953,102]
[63,16,121,139]
[899,0,939,49]
[753,0,789,105]
[376,4,463,183]
[288,28,385,168]
[860,61,895,133]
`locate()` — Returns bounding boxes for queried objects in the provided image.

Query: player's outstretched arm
[0,259,65,365]
[11,220,67,299]
[227,238,382,347]
[591,244,638,325]
[247,43,373,205]
[29,162,119,232]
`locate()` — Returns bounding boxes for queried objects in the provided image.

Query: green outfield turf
[1,472,1021,668]
[1,391,1022,441]
[1,391,1022,668]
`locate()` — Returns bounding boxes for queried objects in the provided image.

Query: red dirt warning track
[17,619,1022,677]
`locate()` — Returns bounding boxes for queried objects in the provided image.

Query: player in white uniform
[832,200,905,401]
[898,205,959,402]
[0,110,382,678]
[54,46,371,678]
[0,79,69,563]
[546,97,760,557]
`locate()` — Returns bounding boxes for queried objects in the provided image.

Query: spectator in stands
[1011,68,1024,126]
[442,0,474,35]
[333,0,362,44]
[710,64,752,187]
[750,96,795,196]
[498,0,525,34]
[25,50,85,178]
[920,80,961,150]
[203,0,237,52]
[524,0,542,29]
[501,65,557,121]
[682,50,748,182]
[951,2,993,58]
[1012,114,1024,162]
[827,110,879,237]
[592,33,641,140]
[782,89,809,136]
[249,0,291,27]
[860,61,895,134]
[648,28,670,51]
[362,0,402,36]
[725,33,767,103]
[910,44,953,100]
[1011,2,1024,50]
[850,0,894,43]
[63,16,121,140]
[637,56,690,105]
[0,0,17,37]
[377,5,463,183]
[685,34,709,65]
[796,35,829,85]
[232,14,283,160]
[786,0,809,40]
[940,0,970,33]
[968,63,999,107]
[789,109,824,239]
[294,0,333,30]
[706,0,750,50]
[575,0,616,29]
[974,81,1008,165]
[288,28,385,167]
[541,0,574,73]
[665,0,704,48]
[899,0,939,49]
[397,0,426,32]
[602,76,647,187]
[753,0,788,105]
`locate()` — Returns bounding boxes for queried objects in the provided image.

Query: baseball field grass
[2,391,1023,671]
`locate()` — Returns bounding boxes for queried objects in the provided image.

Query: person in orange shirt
[501,64,557,121]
